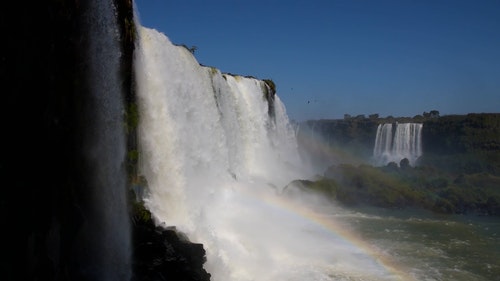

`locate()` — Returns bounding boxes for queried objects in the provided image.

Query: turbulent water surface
[333,207,500,281]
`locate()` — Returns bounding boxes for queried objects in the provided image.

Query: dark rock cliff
[1,1,82,279]
[422,113,500,154]
[0,1,210,280]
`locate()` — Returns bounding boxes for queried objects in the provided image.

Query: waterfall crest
[373,123,423,166]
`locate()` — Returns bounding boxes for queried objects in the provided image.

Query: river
[332,206,500,280]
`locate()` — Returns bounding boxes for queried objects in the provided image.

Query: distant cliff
[298,113,500,174]
[422,113,500,154]
[420,113,500,175]
[297,112,500,216]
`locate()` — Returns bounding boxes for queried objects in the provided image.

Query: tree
[423,110,440,119]
[430,110,440,118]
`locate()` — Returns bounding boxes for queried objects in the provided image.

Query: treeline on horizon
[302,110,499,124]
[341,109,441,122]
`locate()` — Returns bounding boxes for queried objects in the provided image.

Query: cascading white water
[392,123,423,163]
[373,123,423,166]
[135,26,405,281]
[135,26,305,224]
[77,0,131,279]
[373,123,394,165]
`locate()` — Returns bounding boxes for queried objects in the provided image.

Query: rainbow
[247,187,418,281]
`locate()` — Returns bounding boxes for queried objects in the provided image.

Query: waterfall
[134,23,406,281]
[373,123,394,164]
[392,123,423,163]
[135,26,305,226]
[74,0,131,279]
[373,123,423,166]
[135,26,304,280]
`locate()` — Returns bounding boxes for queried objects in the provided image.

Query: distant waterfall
[373,123,423,166]
[373,123,394,163]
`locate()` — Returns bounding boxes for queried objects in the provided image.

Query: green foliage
[423,113,500,154]
[124,17,136,44]
[261,79,276,103]
[127,149,139,163]
[304,179,338,197]
[124,101,140,183]
[209,67,218,76]
[124,102,139,133]
[263,79,276,95]
[320,164,428,208]
[304,162,500,215]
[427,177,449,189]
[131,198,153,224]
[260,79,277,118]
[419,152,500,176]
[129,174,151,224]
[462,173,500,197]
[298,113,500,215]
[423,110,440,118]
[422,116,500,173]
[432,198,455,213]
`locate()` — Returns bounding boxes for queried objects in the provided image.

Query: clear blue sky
[134,0,500,121]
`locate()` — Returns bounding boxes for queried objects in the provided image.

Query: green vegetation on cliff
[298,162,500,216]
[423,113,500,154]
[296,112,500,216]
[418,113,500,176]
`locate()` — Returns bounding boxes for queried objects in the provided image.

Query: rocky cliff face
[422,113,500,154]
[420,113,500,175]
[2,1,83,279]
